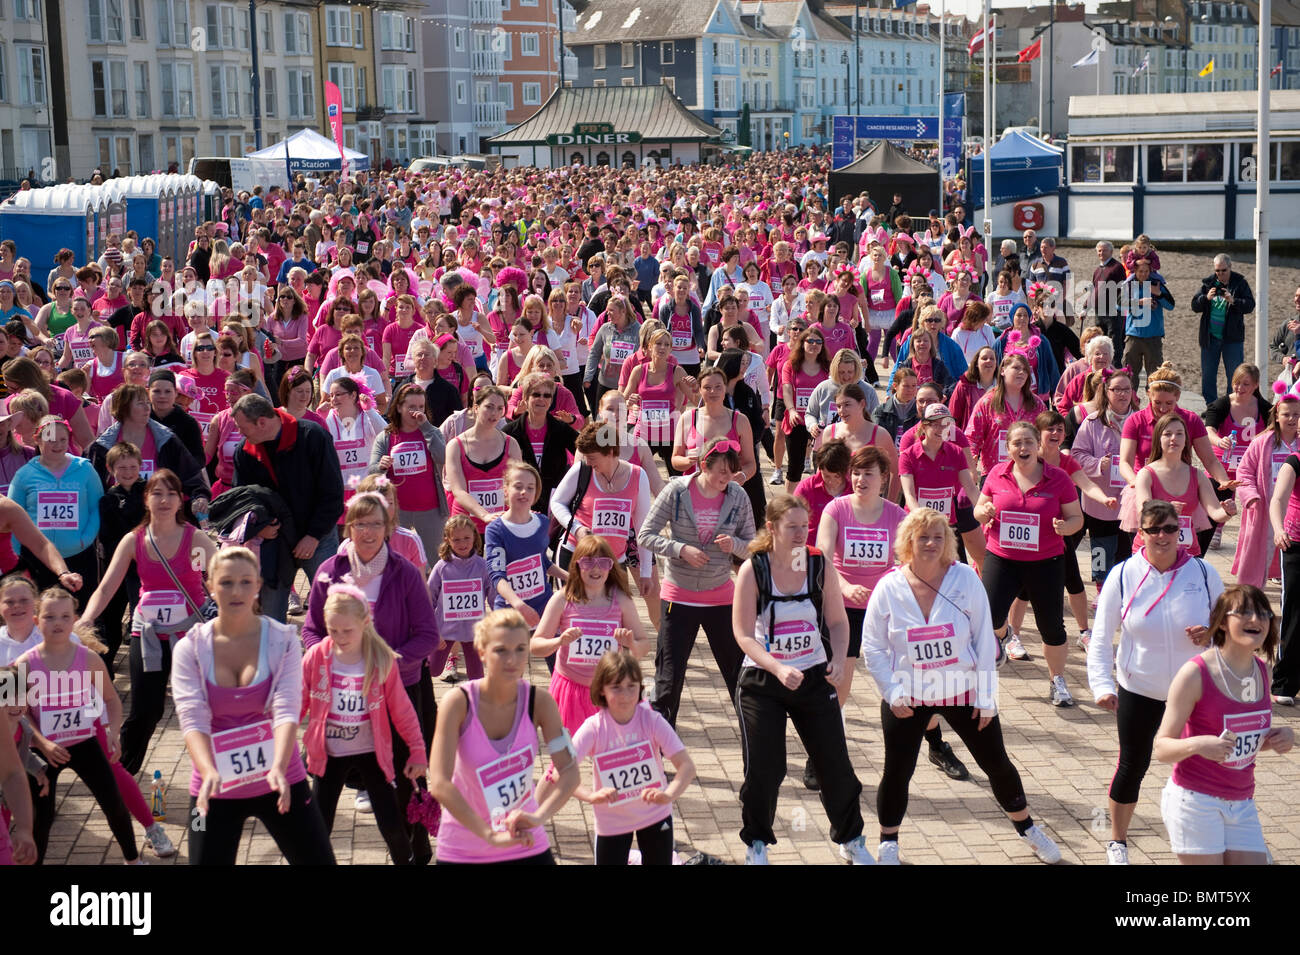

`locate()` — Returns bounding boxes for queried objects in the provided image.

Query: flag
[324,81,349,179]
[1019,38,1042,62]
[1199,59,1215,77]
[1132,52,1150,77]
[968,18,994,55]
[1272,60,1284,77]
[1072,47,1099,68]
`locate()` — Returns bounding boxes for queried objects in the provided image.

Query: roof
[570,0,722,43]
[1243,0,1300,26]
[834,140,937,178]
[1069,90,1300,118]
[485,85,723,146]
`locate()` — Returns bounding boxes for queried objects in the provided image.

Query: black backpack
[750,549,830,658]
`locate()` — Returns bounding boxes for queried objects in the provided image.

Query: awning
[486,85,722,148]
[247,129,371,173]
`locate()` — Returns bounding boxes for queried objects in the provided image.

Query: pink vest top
[571,462,642,559]
[554,593,623,685]
[1171,655,1270,802]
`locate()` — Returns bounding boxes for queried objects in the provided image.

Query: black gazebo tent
[828,141,938,221]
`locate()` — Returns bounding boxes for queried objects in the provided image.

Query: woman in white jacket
[862,507,1061,866]
[1087,498,1224,865]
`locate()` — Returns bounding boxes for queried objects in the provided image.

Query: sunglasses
[577,556,614,573]
[194,344,216,352]
[531,391,555,399]
[805,338,824,345]
[1227,608,1275,621]
[1140,524,1180,536]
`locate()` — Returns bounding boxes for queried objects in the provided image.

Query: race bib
[140,589,187,627]
[38,694,97,745]
[395,351,411,375]
[1224,710,1270,770]
[670,318,693,351]
[212,719,274,792]
[795,387,813,411]
[392,442,428,477]
[441,578,484,621]
[505,553,544,600]
[36,491,79,530]
[998,511,1040,552]
[996,429,1009,462]
[844,527,889,567]
[592,498,631,537]
[69,340,93,364]
[567,617,618,666]
[766,618,821,668]
[477,745,534,831]
[468,479,502,512]
[329,672,367,726]
[1178,515,1194,547]
[1109,461,1126,488]
[907,622,959,670]
[594,741,666,804]
[918,487,952,518]
[335,438,366,476]
[140,459,155,479]
[609,340,634,366]
[639,400,670,423]
[1272,451,1291,484]
[192,411,214,439]
[356,241,370,254]
[870,288,885,306]
[222,436,241,463]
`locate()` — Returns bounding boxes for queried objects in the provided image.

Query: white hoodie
[1087,547,1224,703]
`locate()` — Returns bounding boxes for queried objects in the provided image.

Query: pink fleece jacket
[300,638,425,782]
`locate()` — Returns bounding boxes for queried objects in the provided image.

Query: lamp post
[250,0,262,150]
[855,0,861,116]
[1256,0,1271,373]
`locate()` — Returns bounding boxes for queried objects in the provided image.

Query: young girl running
[427,515,491,682]
[301,583,427,865]
[530,536,650,734]
[19,587,142,864]
[430,608,580,865]
[558,651,697,866]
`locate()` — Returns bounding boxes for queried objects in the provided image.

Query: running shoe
[1004,628,1029,661]
[877,840,901,865]
[768,469,784,485]
[144,822,176,858]
[288,590,303,615]
[994,635,1007,669]
[1209,524,1224,550]
[802,757,820,791]
[928,742,969,780]
[745,841,771,865]
[1274,695,1296,706]
[1106,840,1130,865]
[1049,676,1075,708]
[1076,629,1091,651]
[355,789,373,814]
[1021,824,1062,864]
[442,649,459,682]
[838,835,876,865]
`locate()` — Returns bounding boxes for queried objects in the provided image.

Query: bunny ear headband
[1101,366,1134,380]
[947,264,978,284]
[1026,280,1055,301]
[833,263,859,281]
[905,261,932,280]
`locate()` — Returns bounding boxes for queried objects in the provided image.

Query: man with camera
[1191,253,1256,404]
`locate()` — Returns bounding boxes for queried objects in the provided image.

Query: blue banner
[941,93,965,179]
[830,115,939,169]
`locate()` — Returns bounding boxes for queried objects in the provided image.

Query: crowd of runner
[0,148,1294,866]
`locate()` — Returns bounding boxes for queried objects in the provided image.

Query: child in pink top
[567,652,696,865]
[530,536,650,734]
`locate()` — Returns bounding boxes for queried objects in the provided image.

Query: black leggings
[312,752,412,864]
[877,701,1028,828]
[1062,528,1085,596]
[1276,544,1300,696]
[784,423,812,483]
[32,736,139,864]
[648,440,679,477]
[96,572,137,676]
[737,665,863,847]
[187,779,335,865]
[650,601,743,728]
[594,815,675,865]
[21,544,99,614]
[1109,685,1167,805]
[563,371,587,418]
[983,552,1068,647]
[1083,514,1132,587]
[119,631,173,776]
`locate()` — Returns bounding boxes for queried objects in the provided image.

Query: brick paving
[35,352,1300,866]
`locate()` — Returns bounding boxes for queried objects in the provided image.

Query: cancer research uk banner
[325,81,349,178]
[942,93,965,180]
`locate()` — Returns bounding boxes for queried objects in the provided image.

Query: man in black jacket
[148,370,204,464]
[231,393,344,621]
[1191,253,1256,404]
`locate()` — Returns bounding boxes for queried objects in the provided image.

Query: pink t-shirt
[793,472,848,545]
[381,321,421,376]
[1122,405,1210,470]
[572,703,684,837]
[389,430,438,511]
[822,496,906,608]
[899,440,968,525]
[981,460,1078,560]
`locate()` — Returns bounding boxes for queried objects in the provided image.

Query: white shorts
[1160,780,1267,856]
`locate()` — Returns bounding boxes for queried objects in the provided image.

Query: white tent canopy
[247,129,370,174]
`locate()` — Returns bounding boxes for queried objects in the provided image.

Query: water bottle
[149,771,167,822]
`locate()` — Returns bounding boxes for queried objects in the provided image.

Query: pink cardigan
[1230,430,1288,587]
[300,638,425,782]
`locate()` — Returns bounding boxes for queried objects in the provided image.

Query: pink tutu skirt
[550,671,599,736]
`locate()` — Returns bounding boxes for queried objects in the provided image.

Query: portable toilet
[0,184,98,275]
[202,179,222,224]
[102,179,128,242]
[120,175,165,250]
[158,179,174,262]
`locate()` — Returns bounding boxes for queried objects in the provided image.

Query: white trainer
[1021,824,1062,864]
[877,840,901,865]
[838,835,876,865]
[745,841,770,865]
[1106,840,1130,865]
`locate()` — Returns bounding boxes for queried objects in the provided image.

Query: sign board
[941,93,965,179]
[228,157,293,193]
[832,115,939,169]
[545,123,643,146]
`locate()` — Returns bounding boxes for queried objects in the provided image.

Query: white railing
[474,101,506,125]
[470,0,503,25]
[471,50,505,74]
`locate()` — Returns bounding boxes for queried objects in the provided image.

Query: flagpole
[938,0,945,216]
[1256,0,1271,373]
[1096,45,1101,95]
[982,0,993,289]
[991,17,997,145]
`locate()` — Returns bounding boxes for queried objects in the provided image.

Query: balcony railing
[470,0,503,25]
[471,50,505,74]
[474,101,506,126]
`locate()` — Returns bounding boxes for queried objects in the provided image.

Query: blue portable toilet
[120,175,166,248]
[0,184,98,275]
